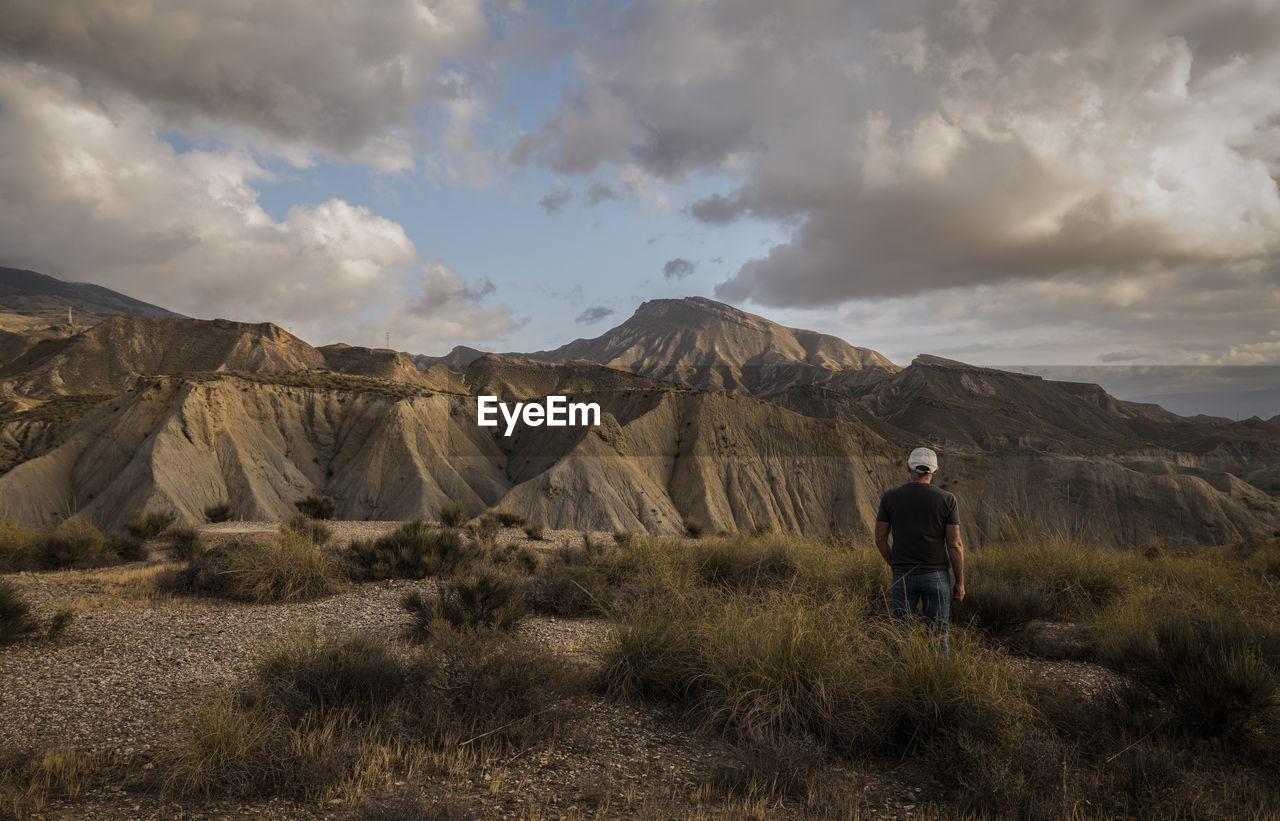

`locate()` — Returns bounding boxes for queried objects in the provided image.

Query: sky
[1,0,1278,367]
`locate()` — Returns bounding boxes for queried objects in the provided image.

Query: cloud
[515,0,1280,308]
[1098,350,1152,363]
[539,186,572,215]
[0,61,518,353]
[808,259,1280,366]
[585,182,618,205]
[663,258,696,280]
[361,261,522,353]
[575,305,614,325]
[0,0,489,171]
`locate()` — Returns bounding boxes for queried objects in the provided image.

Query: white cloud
[355,261,522,354]
[0,62,518,352]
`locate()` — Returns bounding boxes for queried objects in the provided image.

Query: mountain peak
[523,295,898,395]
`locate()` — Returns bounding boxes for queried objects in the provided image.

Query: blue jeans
[890,569,952,654]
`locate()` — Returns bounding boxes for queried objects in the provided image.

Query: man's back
[876,483,959,575]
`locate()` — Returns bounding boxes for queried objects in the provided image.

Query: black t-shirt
[876,482,960,575]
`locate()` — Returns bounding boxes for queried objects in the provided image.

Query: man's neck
[909,474,932,485]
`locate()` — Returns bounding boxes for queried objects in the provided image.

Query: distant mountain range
[998,365,1280,421]
[0,266,1276,544]
[0,266,181,327]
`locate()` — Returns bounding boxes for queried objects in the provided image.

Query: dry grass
[0,517,114,572]
[174,533,347,603]
[65,562,186,609]
[0,747,111,819]
[163,625,583,804]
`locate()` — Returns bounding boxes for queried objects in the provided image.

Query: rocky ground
[1,523,1119,820]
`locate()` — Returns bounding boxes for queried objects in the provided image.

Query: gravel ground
[1,524,1126,820]
[0,572,424,755]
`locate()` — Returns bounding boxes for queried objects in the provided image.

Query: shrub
[968,538,1137,622]
[683,515,705,539]
[492,510,525,528]
[169,527,206,560]
[522,541,641,617]
[468,512,500,550]
[127,509,176,539]
[47,608,74,641]
[1094,602,1280,739]
[436,499,468,528]
[204,502,233,523]
[398,628,581,752]
[254,630,407,721]
[164,690,315,798]
[179,534,346,603]
[41,517,111,569]
[954,576,1051,635]
[493,542,539,573]
[293,495,337,520]
[613,530,633,545]
[0,518,37,571]
[0,580,37,644]
[523,523,544,540]
[166,627,580,799]
[601,588,1033,758]
[348,520,478,580]
[109,533,147,562]
[402,571,526,637]
[281,513,332,545]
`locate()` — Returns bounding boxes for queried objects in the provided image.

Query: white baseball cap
[908,447,938,474]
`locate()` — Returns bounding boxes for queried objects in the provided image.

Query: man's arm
[946,523,964,601]
[875,521,892,567]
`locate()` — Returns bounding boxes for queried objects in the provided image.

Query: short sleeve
[876,493,891,524]
[945,494,959,526]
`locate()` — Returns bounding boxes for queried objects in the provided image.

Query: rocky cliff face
[0,370,1275,546]
[0,373,901,537]
[0,307,1277,547]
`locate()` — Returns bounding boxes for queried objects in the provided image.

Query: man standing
[875,447,965,653]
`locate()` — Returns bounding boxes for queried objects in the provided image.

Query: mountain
[0,367,1274,546]
[0,316,448,399]
[997,365,1280,421]
[857,355,1184,454]
[0,304,1277,546]
[0,266,182,329]
[519,296,899,394]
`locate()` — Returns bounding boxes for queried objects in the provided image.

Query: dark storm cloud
[663,258,696,280]
[575,305,614,324]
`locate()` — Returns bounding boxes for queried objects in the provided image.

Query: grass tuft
[175,534,346,603]
[0,579,38,644]
[169,526,206,560]
[204,501,233,523]
[436,499,468,528]
[282,513,333,545]
[348,520,478,580]
[294,495,337,520]
[402,571,526,637]
[126,509,176,539]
